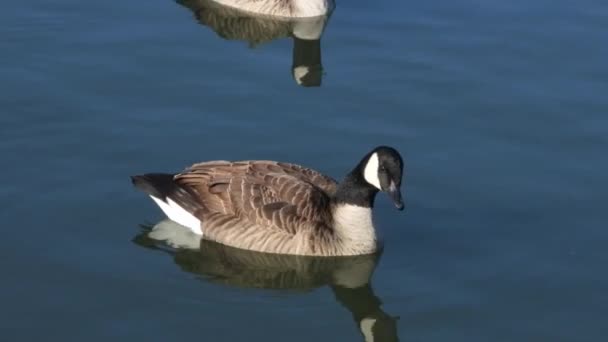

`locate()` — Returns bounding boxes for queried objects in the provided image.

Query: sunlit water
[2,0,607,341]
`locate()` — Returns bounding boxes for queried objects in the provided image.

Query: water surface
[2,0,607,341]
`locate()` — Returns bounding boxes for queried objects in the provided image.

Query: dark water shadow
[175,0,333,87]
[133,219,400,341]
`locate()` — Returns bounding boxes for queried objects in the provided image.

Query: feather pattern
[164,160,347,255]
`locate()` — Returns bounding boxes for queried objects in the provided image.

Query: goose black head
[362,146,405,210]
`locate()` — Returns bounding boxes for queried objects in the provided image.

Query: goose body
[131,146,405,256]
[208,0,333,18]
[178,0,331,86]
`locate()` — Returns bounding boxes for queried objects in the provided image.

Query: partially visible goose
[178,0,331,86]
[198,0,335,18]
[131,146,405,256]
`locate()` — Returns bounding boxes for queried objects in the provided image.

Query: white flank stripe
[149,196,202,235]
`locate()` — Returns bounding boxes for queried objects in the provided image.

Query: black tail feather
[130,173,176,200]
[130,173,203,214]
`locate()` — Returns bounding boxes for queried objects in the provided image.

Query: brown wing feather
[274,162,338,195]
[182,160,337,194]
[174,161,337,237]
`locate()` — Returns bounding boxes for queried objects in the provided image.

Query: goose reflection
[133,219,400,342]
[176,0,331,86]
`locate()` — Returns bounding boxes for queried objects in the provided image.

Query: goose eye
[379,165,386,173]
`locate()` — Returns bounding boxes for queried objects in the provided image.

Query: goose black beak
[388,182,404,211]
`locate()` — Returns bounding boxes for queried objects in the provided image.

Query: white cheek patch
[363,152,381,190]
[360,317,377,342]
[293,66,310,85]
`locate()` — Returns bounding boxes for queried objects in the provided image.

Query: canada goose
[133,220,400,342]
[187,0,335,18]
[131,146,405,256]
[177,0,330,86]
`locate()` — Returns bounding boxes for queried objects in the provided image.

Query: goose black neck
[331,284,382,322]
[292,37,321,68]
[333,170,378,208]
[292,37,323,87]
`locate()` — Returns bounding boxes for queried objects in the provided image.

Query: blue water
[2,0,607,341]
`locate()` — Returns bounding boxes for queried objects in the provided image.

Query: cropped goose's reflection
[133,220,399,342]
[176,0,331,86]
